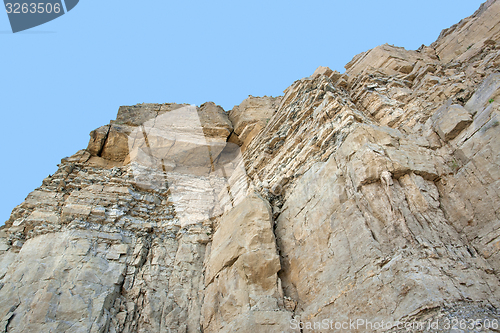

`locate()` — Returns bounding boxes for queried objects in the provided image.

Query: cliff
[1,1,500,332]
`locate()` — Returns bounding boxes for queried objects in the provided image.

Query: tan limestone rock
[431,0,500,63]
[345,44,437,80]
[228,96,280,151]
[432,103,472,141]
[3,2,500,332]
[202,193,291,332]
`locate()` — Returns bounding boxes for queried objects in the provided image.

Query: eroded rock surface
[1,1,500,332]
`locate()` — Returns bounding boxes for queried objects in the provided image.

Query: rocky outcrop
[431,0,500,63]
[228,96,281,152]
[1,1,500,332]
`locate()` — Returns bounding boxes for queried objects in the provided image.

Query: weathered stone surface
[432,102,472,141]
[465,73,500,114]
[87,125,110,156]
[345,44,438,80]
[90,102,233,166]
[198,101,233,139]
[0,230,127,333]
[202,194,291,332]
[431,0,500,63]
[276,153,499,329]
[100,124,133,162]
[2,1,500,332]
[228,96,280,152]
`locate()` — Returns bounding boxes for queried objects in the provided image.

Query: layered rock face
[1,1,500,332]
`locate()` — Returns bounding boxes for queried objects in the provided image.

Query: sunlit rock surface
[1,1,500,331]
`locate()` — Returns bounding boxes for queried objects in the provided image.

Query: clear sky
[0,0,485,225]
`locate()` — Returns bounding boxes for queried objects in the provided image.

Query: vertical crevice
[97,125,111,157]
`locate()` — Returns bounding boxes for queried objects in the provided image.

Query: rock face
[1,1,500,332]
[228,96,281,152]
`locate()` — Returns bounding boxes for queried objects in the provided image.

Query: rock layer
[1,1,500,332]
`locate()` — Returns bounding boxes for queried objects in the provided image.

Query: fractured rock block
[100,124,133,162]
[202,193,289,332]
[432,103,472,141]
[87,125,109,156]
[228,96,279,151]
[198,101,233,139]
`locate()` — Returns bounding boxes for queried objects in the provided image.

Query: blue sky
[0,0,484,225]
